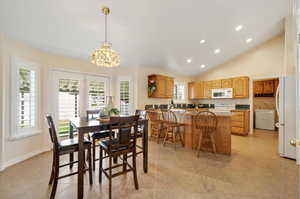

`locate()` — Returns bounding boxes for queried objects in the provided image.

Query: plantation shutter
[18,68,37,128]
[173,83,185,101]
[88,80,106,110]
[120,80,130,115]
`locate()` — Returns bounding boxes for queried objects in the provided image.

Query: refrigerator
[276,76,297,159]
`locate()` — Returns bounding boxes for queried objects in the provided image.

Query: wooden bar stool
[99,115,140,199]
[148,110,165,143]
[161,110,184,150]
[46,115,93,199]
[194,111,218,157]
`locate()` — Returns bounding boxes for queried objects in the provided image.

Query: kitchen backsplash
[144,103,250,110]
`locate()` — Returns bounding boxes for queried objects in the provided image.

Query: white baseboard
[0,146,51,172]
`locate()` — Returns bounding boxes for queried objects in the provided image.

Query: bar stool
[148,110,165,143]
[46,115,93,199]
[194,111,218,157]
[161,110,184,150]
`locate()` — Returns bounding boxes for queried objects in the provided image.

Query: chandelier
[91,7,120,67]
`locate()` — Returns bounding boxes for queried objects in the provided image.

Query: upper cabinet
[232,77,249,98]
[188,76,249,99]
[148,74,174,98]
[221,78,233,88]
[253,79,279,97]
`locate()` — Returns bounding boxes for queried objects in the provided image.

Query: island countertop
[147,110,232,155]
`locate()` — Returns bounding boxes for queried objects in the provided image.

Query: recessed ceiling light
[214,49,221,54]
[187,59,192,63]
[200,39,206,44]
[246,38,253,43]
[201,64,206,68]
[235,25,243,31]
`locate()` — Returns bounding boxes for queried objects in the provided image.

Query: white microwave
[211,88,233,99]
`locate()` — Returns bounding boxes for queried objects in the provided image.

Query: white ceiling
[0,0,289,76]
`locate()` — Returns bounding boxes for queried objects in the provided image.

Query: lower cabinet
[231,110,250,135]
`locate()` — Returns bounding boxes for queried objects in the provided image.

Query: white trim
[8,130,42,141]
[0,146,51,172]
[10,57,41,140]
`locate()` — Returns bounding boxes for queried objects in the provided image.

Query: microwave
[211,88,233,99]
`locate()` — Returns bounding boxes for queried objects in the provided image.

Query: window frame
[10,57,41,140]
[173,82,186,103]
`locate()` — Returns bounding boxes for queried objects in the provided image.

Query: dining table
[69,117,149,199]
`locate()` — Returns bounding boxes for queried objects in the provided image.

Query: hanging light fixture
[91,7,120,67]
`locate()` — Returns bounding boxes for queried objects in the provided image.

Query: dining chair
[86,110,113,171]
[135,109,147,154]
[99,115,140,199]
[46,115,93,199]
[161,110,185,150]
[194,111,218,157]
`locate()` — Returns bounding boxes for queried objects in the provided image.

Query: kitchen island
[147,109,232,155]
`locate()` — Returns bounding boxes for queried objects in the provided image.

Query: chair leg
[210,134,217,155]
[162,130,168,146]
[109,156,112,199]
[69,152,74,169]
[87,146,93,185]
[92,138,96,171]
[49,152,55,185]
[197,133,203,157]
[173,130,176,150]
[99,147,103,183]
[50,154,59,199]
[132,150,139,190]
[123,154,127,172]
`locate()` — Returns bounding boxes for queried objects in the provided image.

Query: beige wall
[0,35,194,169]
[194,34,285,134]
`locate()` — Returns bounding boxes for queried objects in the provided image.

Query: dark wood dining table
[69,117,149,199]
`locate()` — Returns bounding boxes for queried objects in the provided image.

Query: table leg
[78,129,84,199]
[142,120,148,173]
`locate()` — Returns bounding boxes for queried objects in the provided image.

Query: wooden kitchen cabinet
[188,82,204,99]
[232,77,249,98]
[231,110,250,136]
[211,80,221,89]
[203,81,213,99]
[263,80,274,94]
[253,81,264,95]
[221,79,233,88]
[148,74,174,98]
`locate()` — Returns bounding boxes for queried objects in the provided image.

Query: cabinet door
[155,77,166,98]
[197,82,205,98]
[188,82,196,99]
[253,81,264,95]
[233,77,249,98]
[221,79,233,88]
[165,78,174,98]
[211,80,222,89]
[263,80,274,94]
[203,81,212,98]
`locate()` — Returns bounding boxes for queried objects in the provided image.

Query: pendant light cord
[105,14,107,43]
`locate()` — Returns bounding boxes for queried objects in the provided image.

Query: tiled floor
[0,129,299,199]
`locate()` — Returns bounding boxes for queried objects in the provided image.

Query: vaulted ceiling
[0,0,289,76]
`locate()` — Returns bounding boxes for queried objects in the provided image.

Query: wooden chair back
[194,111,217,135]
[46,115,60,150]
[86,109,101,121]
[162,110,178,124]
[109,115,140,152]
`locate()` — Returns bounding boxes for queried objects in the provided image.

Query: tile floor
[0,129,299,199]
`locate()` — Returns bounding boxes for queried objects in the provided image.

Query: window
[120,80,130,115]
[88,80,106,110]
[173,83,185,102]
[58,79,80,135]
[11,58,40,139]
